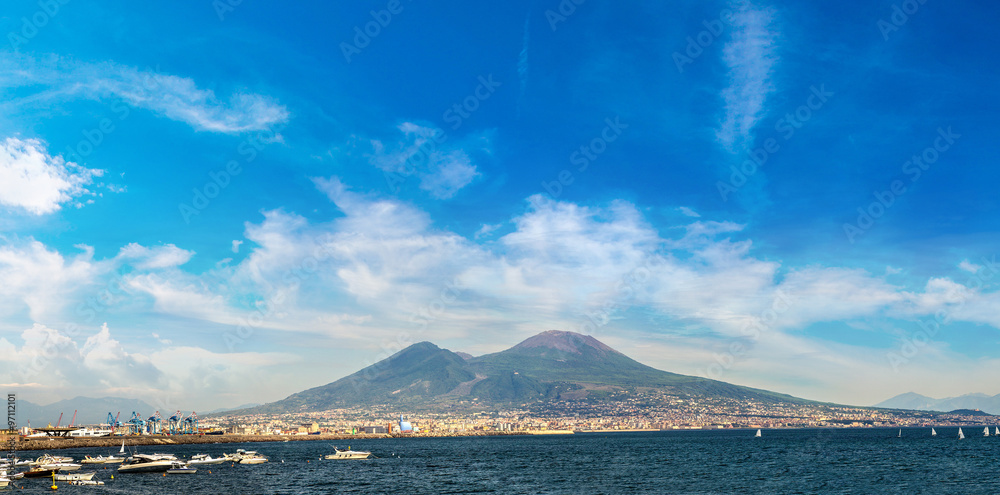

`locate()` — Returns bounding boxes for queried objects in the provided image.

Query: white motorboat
[81,454,123,464]
[325,448,371,460]
[189,454,226,465]
[235,450,268,464]
[38,460,82,472]
[55,471,96,481]
[167,462,197,474]
[118,454,176,473]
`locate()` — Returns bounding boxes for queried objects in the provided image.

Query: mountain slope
[258,342,476,412]
[241,330,814,415]
[876,392,1000,415]
[470,330,808,404]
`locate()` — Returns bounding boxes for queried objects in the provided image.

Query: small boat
[118,454,176,473]
[167,462,197,474]
[324,447,371,460]
[897,429,901,438]
[236,450,268,464]
[21,467,57,478]
[984,427,990,437]
[70,480,105,486]
[958,427,965,439]
[754,429,761,438]
[931,427,937,436]
[238,455,268,464]
[995,427,999,436]
[188,454,226,465]
[55,471,96,481]
[81,454,123,464]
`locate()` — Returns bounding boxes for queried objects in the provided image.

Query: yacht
[81,454,124,464]
[35,454,81,472]
[235,450,268,464]
[325,447,372,460]
[166,462,197,474]
[117,454,176,473]
[55,471,97,481]
[189,454,226,465]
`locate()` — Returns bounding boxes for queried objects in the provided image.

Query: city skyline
[2,1,999,411]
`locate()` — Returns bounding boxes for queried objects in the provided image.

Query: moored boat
[118,454,176,473]
[324,447,372,460]
[55,471,96,481]
[167,462,197,474]
[189,454,226,465]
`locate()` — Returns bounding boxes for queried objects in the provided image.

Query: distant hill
[237,330,813,415]
[203,403,261,414]
[876,392,1000,415]
[15,396,155,426]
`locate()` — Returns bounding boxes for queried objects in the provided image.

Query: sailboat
[754,429,761,438]
[958,427,965,439]
[897,429,901,438]
[995,427,999,436]
[984,427,990,437]
[931,427,937,437]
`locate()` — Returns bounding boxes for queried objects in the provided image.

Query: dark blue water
[9,428,1000,494]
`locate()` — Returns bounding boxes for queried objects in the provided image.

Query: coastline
[12,431,528,452]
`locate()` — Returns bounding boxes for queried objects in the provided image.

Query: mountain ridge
[876,392,1000,415]
[232,330,814,415]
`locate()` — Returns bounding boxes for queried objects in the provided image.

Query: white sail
[931,427,937,436]
[995,427,999,436]
[120,439,125,454]
[754,429,761,437]
[984,427,990,437]
[958,427,965,439]
[897,429,901,438]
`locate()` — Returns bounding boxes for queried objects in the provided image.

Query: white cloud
[0,137,103,215]
[958,259,981,274]
[368,123,483,199]
[117,243,194,270]
[0,240,107,321]
[678,206,701,218]
[715,3,779,153]
[2,54,289,134]
[232,240,243,253]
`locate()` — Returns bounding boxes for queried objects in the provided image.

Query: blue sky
[2,0,999,413]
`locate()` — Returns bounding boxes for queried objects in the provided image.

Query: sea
[8,427,1000,494]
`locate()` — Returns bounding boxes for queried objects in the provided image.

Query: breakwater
[13,431,530,452]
